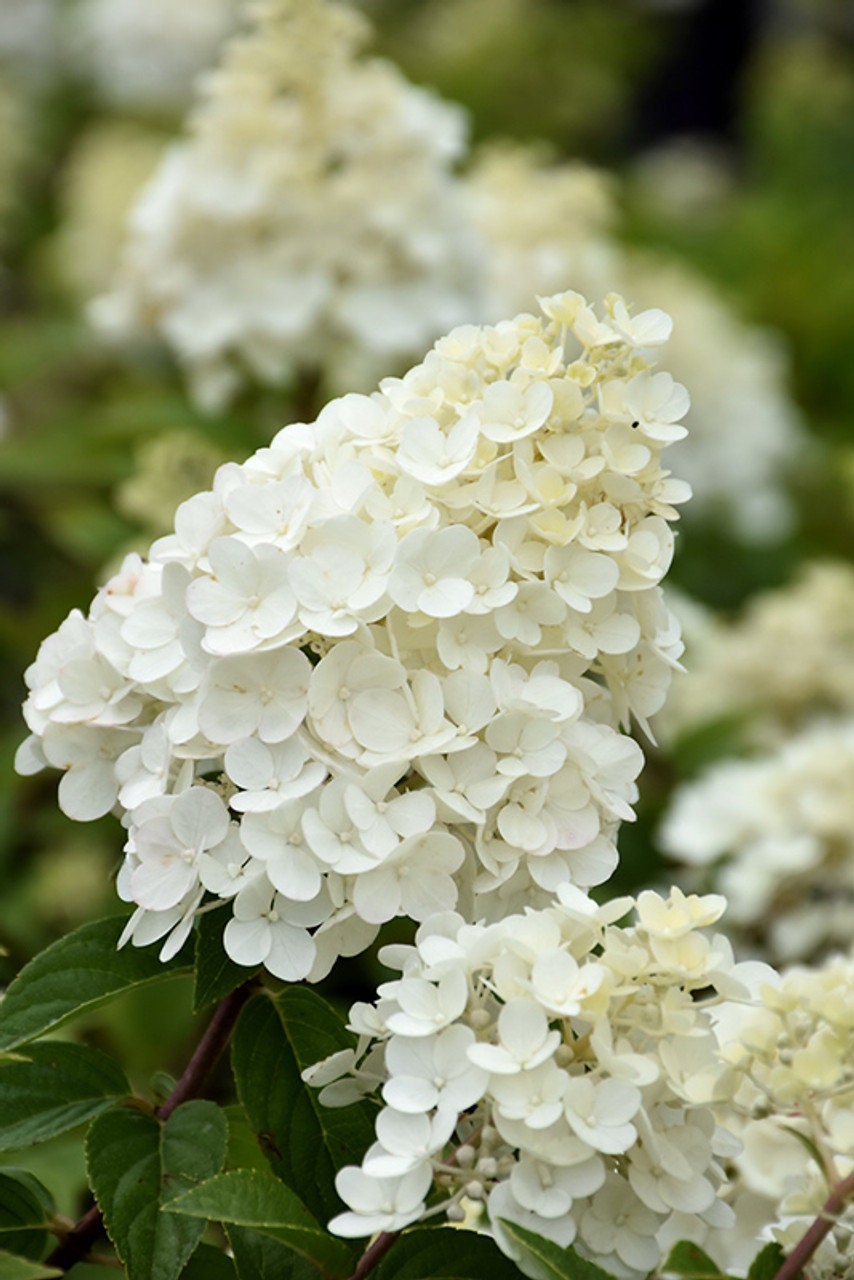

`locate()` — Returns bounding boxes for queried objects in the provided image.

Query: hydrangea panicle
[18,290,688,982]
[93,0,481,410]
[306,887,769,1279]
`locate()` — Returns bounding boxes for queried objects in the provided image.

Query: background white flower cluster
[660,719,854,963]
[466,146,802,542]
[93,0,481,411]
[659,563,854,965]
[709,950,854,1276]
[661,562,854,745]
[89,0,800,543]
[308,885,770,1279]
[17,289,688,988]
[72,0,239,112]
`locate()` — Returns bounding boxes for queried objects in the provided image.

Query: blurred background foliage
[0,0,852,1221]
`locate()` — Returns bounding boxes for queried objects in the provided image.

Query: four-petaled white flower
[128,787,232,911]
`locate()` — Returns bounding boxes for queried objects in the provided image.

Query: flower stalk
[347,1231,400,1280]
[773,1168,854,1280]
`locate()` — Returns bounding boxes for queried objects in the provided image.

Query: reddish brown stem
[773,1167,854,1280]
[46,1203,103,1273]
[347,1231,400,1280]
[155,982,255,1120]
[46,981,256,1272]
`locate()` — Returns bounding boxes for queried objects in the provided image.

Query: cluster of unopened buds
[306,886,769,1278]
[17,290,689,984]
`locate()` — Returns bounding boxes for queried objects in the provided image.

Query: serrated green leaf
[231,991,374,1224]
[86,1100,227,1280]
[167,1169,353,1276]
[746,1243,785,1280]
[0,1170,54,1260]
[0,1251,61,1280]
[662,1241,725,1278]
[0,918,192,1051]
[498,1222,617,1280]
[0,1041,129,1150]
[180,1242,238,1280]
[193,908,255,1013]
[373,1226,527,1280]
[226,1226,318,1280]
[224,1105,269,1173]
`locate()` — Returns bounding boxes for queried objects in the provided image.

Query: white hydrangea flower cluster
[710,949,854,1273]
[72,0,238,112]
[660,719,854,963]
[93,0,481,411]
[465,146,802,542]
[307,886,766,1279]
[660,563,854,745]
[17,291,688,984]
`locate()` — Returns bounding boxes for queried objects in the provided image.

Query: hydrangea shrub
[3,294,836,1280]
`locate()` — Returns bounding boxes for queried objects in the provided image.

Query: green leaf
[180,1242,238,1280]
[0,1252,61,1280]
[64,1268,118,1280]
[231,991,374,1224]
[0,918,192,1051]
[0,1171,54,1260]
[86,1100,228,1280]
[193,908,255,1013]
[0,1129,88,1220]
[226,1227,318,1280]
[373,1226,527,1280]
[497,1222,617,1280]
[662,1241,725,1279]
[224,1105,270,1173]
[0,1041,129,1150]
[746,1243,786,1280]
[167,1169,353,1276]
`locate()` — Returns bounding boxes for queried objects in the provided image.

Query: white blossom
[660,562,854,745]
[223,873,322,980]
[329,1165,433,1238]
[20,290,687,982]
[310,889,756,1277]
[704,948,854,1275]
[661,719,854,962]
[73,0,237,112]
[94,0,482,410]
